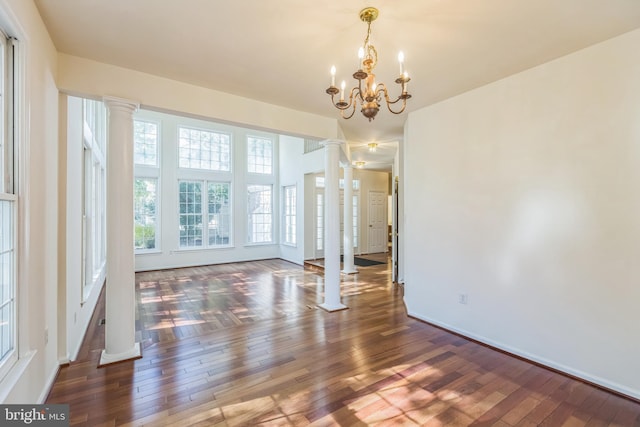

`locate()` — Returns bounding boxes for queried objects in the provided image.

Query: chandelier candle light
[326,7,411,121]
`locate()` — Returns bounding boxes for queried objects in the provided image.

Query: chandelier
[325,7,411,121]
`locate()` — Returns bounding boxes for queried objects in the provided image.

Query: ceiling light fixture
[368,142,378,152]
[355,161,366,168]
[326,7,411,121]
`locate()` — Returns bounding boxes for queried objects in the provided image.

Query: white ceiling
[34,0,640,170]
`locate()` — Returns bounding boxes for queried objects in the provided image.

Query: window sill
[175,245,235,253]
[244,242,276,247]
[135,249,163,255]
[0,350,36,403]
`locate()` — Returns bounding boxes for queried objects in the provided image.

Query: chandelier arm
[330,92,355,111]
[378,84,409,106]
[341,102,357,119]
[384,97,408,115]
[349,86,362,105]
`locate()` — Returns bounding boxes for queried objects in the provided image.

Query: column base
[341,267,358,274]
[99,342,142,367]
[318,302,349,312]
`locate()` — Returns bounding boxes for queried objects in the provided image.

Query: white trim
[37,363,61,404]
[0,349,34,403]
[99,342,141,366]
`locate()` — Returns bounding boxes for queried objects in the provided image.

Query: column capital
[320,139,344,147]
[103,96,140,114]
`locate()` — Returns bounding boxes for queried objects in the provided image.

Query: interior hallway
[46,259,640,426]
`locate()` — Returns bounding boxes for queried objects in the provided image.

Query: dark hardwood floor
[47,258,640,426]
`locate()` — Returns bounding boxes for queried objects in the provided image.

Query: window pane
[178,127,230,171]
[353,195,358,248]
[179,181,203,247]
[208,182,231,246]
[247,136,272,174]
[247,184,272,243]
[134,120,159,166]
[283,185,296,245]
[134,178,158,250]
[316,193,323,251]
[0,198,15,364]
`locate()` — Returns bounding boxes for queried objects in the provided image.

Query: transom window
[178,126,231,171]
[134,120,158,166]
[247,136,272,174]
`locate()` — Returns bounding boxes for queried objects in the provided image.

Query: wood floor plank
[45,258,640,426]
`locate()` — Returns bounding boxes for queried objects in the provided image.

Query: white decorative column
[319,140,347,312]
[342,165,358,274]
[100,96,141,366]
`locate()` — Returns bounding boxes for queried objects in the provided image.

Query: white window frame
[134,119,159,167]
[178,126,231,172]
[178,179,233,250]
[206,181,232,247]
[247,184,273,244]
[282,185,296,246]
[247,135,273,175]
[134,177,159,252]
[0,29,18,384]
[81,99,107,299]
[134,119,161,254]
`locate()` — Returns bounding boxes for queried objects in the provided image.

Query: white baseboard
[408,310,640,401]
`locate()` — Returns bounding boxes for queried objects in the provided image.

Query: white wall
[0,0,60,403]
[404,29,640,399]
[57,54,340,142]
[278,135,305,265]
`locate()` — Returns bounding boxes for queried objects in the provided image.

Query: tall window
[282,185,296,245]
[247,136,272,174]
[134,178,157,250]
[178,126,230,171]
[179,181,202,247]
[134,119,160,252]
[0,31,18,380]
[316,193,323,251]
[179,180,231,248]
[0,196,15,378]
[247,184,272,243]
[352,195,359,248]
[82,99,107,293]
[207,182,231,246]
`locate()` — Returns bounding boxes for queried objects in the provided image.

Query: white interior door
[368,190,387,253]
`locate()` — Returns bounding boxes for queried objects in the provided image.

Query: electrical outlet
[44,327,49,345]
[458,293,468,305]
